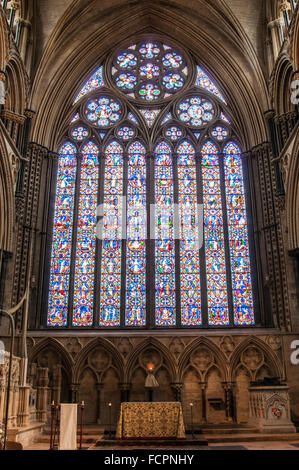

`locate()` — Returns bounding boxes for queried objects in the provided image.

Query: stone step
[95,438,208,447]
[38,434,104,444]
[203,433,299,443]
[197,426,260,434]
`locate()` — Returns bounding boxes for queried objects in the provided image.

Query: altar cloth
[59,404,77,450]
[116,402,186,439]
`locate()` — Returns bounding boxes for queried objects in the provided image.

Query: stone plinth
[248,385,296,433]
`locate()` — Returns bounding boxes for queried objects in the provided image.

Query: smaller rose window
[177,96,215,127]
[211,126,229,141]
[112,41,187,102]
[70,126,89,141]
[84,97,122,127]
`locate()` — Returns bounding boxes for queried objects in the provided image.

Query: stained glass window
[72,142,99,326]
[223,142,254,325]
[154,142,176,326]
[48,142,77,326]
[125,142,147,326]
[178,141,201,326]
[99,141,124,327]
[202,141,229,326]
[195,66,226,104]
[74,66,104,103]
[48,38,256,330]
[112,41,187,102]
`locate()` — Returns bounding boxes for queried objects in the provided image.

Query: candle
[108,402,112,407]
[82,401,84,406]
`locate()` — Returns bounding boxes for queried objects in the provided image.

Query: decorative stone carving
[115,338,133,358]
[65,337,82,359]
[219,336,235,356]
[169,337,185,358]
[190,347,213,371]
[248,385,296,433]
[88,347,110,371]
[140,348,161,369]
[241,346,264,371]
[266,335,282,351]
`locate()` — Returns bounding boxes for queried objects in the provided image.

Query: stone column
[70,383,79,404]
[95,383,104,424]
[223,382,235,422]
[171,383,183,402]
[36,367,49,422]
[119,383,131,403]
[17,385,30,427]
[199,382,207,423]
[7,1,20,29]
[15,18,31,60]
[268,18,285,60]
[52,364,62,404]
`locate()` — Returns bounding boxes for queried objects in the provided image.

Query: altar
[116,402,186,440]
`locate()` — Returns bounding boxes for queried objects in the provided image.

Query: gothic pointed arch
[44,35,258,331]
[178,336,228,382]
[73,337,125,383]
[125,337,177,384]
[229,335,284,382]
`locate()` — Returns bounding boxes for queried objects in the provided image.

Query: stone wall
[26,331,299,429]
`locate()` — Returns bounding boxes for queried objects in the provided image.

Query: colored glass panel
[74,66,104,103]
[165,126,183,141]
[223,142,254,325]
[113,42,187,102]
[99,141,124,326]
[195,66,226,104]
[140,109,161,126]
[47,142,77,326]
[178,141,201,326]
[125,142,147,326]
[177,96,215,127]
[72,142,99,326]
[84,97,122,127]
[211,126,229,141]
[155,142,176,326]
[202,141,229,325]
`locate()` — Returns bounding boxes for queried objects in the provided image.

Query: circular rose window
[112,41,188,102]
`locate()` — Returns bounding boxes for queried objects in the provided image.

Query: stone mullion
[262,143,289,330]
[255,145,279,327]
[12,143,45,331]
[34,151,57,328]
[263,144,286,330]
[245,151,265,325]
[11,143,32,308]
[269,153,292,331]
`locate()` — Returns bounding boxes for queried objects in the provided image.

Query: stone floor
[23,440,299,450]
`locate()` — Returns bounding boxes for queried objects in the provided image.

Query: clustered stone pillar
[171,383,183,402]
[36,367,49,422]
[96,382,104,424]
[15,18,31,61]
[52,364,62,404]
[17,385,30,427]
[0,353,31,429]
[199,382,207,423]
[268,18,285,62]
[119,383,131,403]
[223,382,235,422]
[70,382,79,404]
